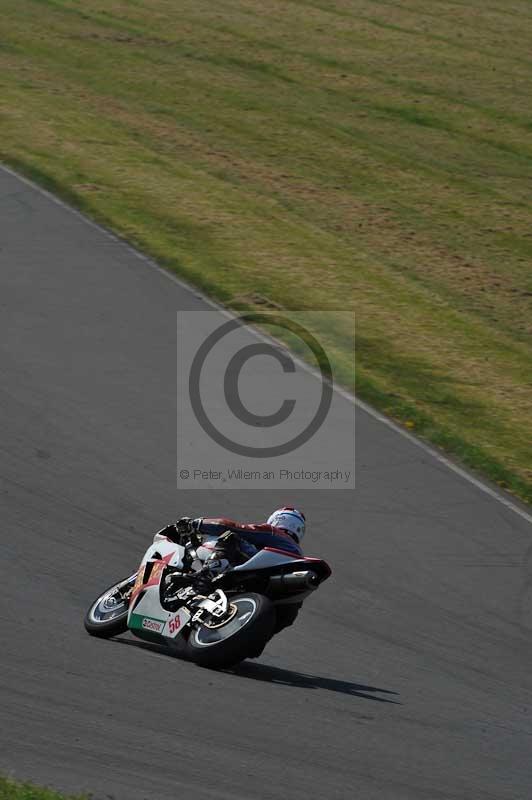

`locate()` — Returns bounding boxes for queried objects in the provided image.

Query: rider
[166,507,306,631]
[171,506,306,581]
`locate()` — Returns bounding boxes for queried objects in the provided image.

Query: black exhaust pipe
[268,570,319,593]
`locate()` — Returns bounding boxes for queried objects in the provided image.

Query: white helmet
[267,507,306,542]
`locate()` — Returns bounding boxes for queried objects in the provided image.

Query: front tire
[186,593,275,669]
[84,575,136,638]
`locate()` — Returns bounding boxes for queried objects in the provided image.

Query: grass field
[1,0,531,501]
[0,776,85,800]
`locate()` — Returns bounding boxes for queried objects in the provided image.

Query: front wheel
[186,593,275,669]
[84,575,136,638]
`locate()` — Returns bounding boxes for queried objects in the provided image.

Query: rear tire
[186,593,275,669]
[274,602,302,634]
[84,575,135,638]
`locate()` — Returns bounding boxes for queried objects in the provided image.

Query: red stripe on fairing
[302,557,332,577]
[263,546,301,559]
[130,551,176,604]
[145,552,175,587]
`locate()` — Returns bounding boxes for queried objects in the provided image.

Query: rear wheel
[84,575,136,638]
[274,602,302,634]
[186,593,275,669]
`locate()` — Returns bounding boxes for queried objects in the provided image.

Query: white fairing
[126,535,311,644]
[153,530,218,564]
[127,537,188,636]
[147,536,185,568]
[128,535,229,639]
[232,548,302,571]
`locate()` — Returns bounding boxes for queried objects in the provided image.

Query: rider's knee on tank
[215,530,254,566]
[204,553,231,575]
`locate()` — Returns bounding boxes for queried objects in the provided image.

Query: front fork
[116,573,138,603]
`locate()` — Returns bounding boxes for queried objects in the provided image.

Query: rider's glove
[175,517,196,534]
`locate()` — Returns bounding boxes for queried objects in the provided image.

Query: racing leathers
[168,517,304,632]
[193,517,303,564]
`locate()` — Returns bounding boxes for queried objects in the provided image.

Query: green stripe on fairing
[129,612,166,631]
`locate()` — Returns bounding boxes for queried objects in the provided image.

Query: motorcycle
[84,525,331,669]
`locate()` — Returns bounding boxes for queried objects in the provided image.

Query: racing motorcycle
[84,525,331,669]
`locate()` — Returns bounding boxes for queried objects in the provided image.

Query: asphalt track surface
[2,165,532,800]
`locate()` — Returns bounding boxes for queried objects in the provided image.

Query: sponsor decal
[141,617,164,633]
